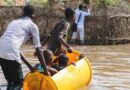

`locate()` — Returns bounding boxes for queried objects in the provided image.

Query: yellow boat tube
[23,71,58,90]
[52,58,92,90]
[23,51,92,90]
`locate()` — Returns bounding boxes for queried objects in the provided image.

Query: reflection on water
[0,44,130,90]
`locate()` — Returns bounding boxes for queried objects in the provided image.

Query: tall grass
[29,0,48,6]
[0,0,48,6]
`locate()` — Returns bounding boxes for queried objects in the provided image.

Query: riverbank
[1,5,130,45]
[68,38,130,45]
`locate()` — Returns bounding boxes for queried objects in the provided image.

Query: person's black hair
[58,54,69,66]
[23,5,35,18]
[79,4,83,10]
[43,50,53,65]
[65,7,75,20]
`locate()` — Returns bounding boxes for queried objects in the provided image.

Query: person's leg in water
[0,59,23,90]
[71,31,78,44]
[0,58,12,89]
[9,61,23,90]
[79,27,85,44]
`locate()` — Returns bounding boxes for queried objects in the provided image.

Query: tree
[83,0,90,4]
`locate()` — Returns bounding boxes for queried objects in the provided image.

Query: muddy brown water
[0,44,130,90]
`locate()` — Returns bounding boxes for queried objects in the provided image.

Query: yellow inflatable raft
[23,51,92,90]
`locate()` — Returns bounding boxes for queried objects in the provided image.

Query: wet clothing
[47,20,70,56]
[0,58,23,90]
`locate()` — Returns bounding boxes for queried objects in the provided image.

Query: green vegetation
[2,0,48,6]
[4,0,14,6]
[93,0,117,9]
[103,0,117,6]
[30,0,48,6]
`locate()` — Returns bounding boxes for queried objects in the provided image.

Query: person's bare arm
[36,47,49,75]
[58,37,72,53]
[84,5,91,15]
[30,22,49,75]
[48,68,58,76]
[20,53,34,72]
[79,53,85,60]
[34,36,50,57]
[58,23,72,53]
[58,35,70,49]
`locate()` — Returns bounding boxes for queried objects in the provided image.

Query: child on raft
[34,49,58,76]
[52,54,69,71]
[79,53,85,60]
[35,50,70,72]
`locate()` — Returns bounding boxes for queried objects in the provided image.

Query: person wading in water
[0,5,48,90]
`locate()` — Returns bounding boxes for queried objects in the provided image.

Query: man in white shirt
[71,4,91,44]
[0,5,46,90]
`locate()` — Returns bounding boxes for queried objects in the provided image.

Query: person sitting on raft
[41,8,76,56]
[79,53,85,60]
[34,50,58,75]
[52,54,69,71]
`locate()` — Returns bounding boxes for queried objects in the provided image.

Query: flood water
[0,44,130,90]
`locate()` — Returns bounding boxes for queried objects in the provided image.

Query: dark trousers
[0,58,23,90]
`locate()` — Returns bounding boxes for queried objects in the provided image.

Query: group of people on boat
[0,3,90,90]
